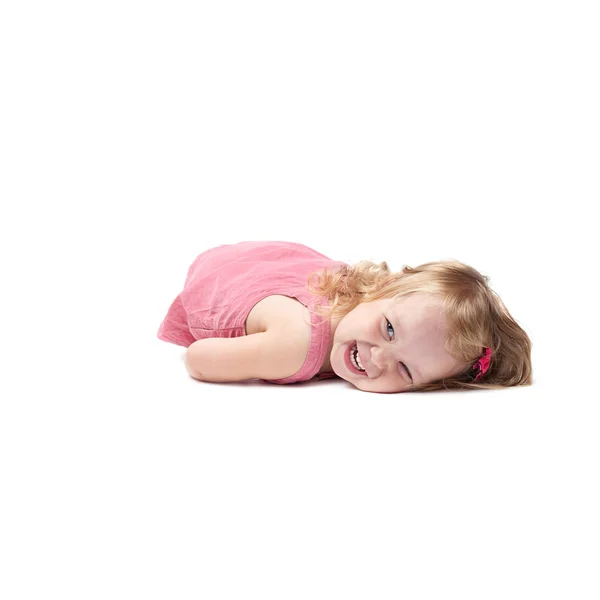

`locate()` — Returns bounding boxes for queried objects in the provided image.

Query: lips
[345,341,368,377]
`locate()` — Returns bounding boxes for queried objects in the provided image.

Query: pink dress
[157,241,348,384]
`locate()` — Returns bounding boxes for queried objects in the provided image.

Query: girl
[157,241,532,393]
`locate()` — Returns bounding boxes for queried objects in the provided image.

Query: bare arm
[184,331,306,382]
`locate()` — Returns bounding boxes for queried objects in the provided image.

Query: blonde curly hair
[306,259,533,392]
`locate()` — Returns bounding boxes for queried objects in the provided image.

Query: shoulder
[253,295,311,337]
[262,295,311,373]
[242,294,311,378]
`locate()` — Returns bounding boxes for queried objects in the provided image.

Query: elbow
[184,346,203,380]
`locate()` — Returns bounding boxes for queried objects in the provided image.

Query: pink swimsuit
[157,241,348,384]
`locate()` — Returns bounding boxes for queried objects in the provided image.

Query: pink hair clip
[472,347,492,381]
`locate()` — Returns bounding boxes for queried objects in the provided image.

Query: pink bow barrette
[472,347,492,382]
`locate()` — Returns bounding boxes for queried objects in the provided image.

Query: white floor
[3,331,597,599]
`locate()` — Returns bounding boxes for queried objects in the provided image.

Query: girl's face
[329,292,463,393]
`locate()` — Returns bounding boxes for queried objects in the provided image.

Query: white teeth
[351,344,365,371]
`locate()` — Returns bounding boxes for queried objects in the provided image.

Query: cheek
[334,319,354,340]
[334,311,380,343]
[354,313,378,335]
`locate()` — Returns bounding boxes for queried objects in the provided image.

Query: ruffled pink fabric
[157,241,348,384]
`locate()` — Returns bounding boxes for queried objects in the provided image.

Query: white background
[1,1,598,598]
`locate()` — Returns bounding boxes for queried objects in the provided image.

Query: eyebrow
[389,311,420,383]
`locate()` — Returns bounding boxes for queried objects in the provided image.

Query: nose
[369,346,395,373]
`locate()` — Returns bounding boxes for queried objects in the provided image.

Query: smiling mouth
[345,341,367,376]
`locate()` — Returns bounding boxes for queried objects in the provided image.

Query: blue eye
[387,319,394,338]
